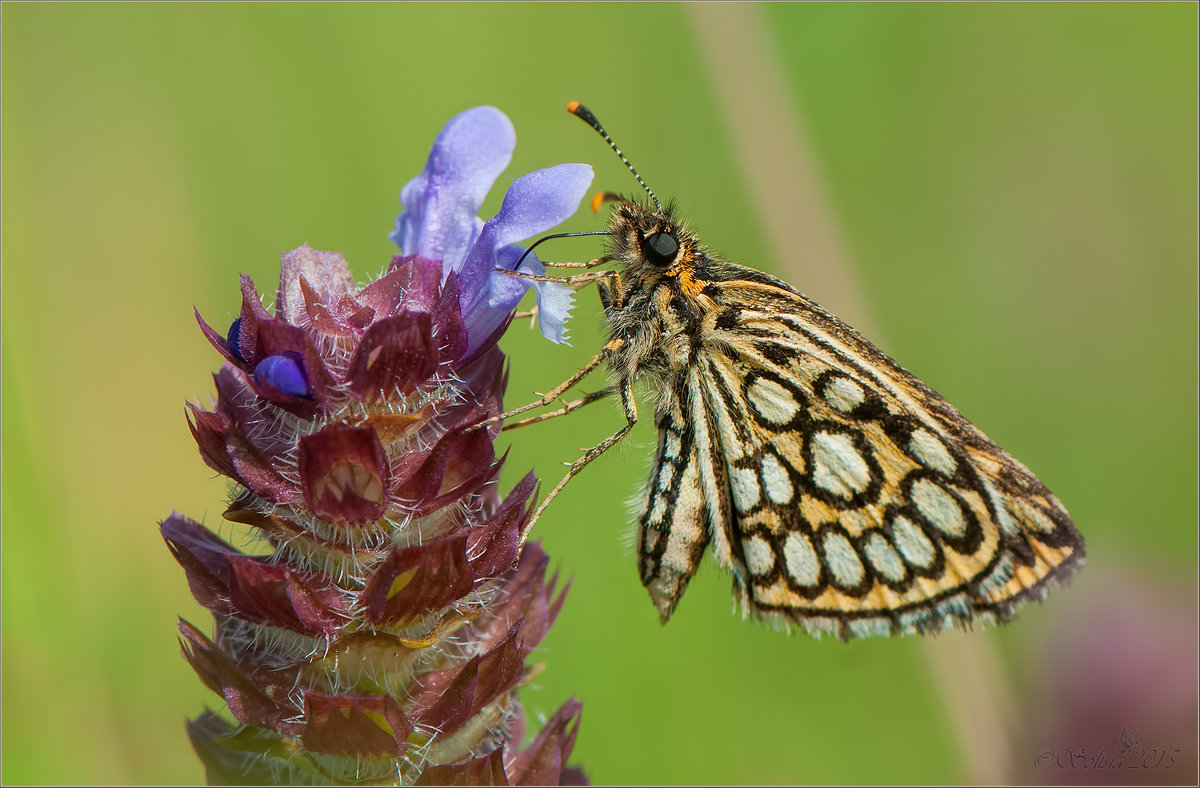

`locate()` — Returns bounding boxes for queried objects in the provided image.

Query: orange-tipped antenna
[589,192,623,213]
[568,102,662,214]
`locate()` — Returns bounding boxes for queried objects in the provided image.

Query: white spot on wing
[810,431,872,499]
[689,371,735,570]
[892,515,935,568]
[824,376,865,412]
[743,535,775,576]
[912,478,966,537]
[863,532,907,583]
[909,429,957,476]
[747,376,800,424]
[664,432,681,460]
[822,530,865,587]
[647,497,667,526]
[1012,499,1057,534]
[784,532,821,586]
[730,466,761,512]
[658,462,676,490]
[760,453,794,505]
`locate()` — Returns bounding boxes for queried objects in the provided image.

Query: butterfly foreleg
[513,305,540,325]
[512,260,615,321]
[540,255,614,270]
[596,270,624,311]
[519,377,637,543]
[495,266,615,290]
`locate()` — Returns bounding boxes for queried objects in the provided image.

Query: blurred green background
[3,3,1196,785]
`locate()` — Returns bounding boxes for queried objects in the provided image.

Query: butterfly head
[568,102,703,283]
[594,192,701,281]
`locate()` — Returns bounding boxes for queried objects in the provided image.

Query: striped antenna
[568,102,663,214]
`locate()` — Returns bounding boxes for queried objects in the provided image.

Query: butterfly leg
[508,257,619,319]
[595,270,626,311]
[494,266,614,290]
[501,385,617,432]
[519,379,637,543]
[467,337,627,433]
[512,304,539,325]
[540,255,614,269]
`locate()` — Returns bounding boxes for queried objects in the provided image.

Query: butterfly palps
[498,103,1084,641]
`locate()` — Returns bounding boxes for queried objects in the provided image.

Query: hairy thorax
[605,272,719,391]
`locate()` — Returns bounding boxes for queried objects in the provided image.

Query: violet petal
[458,163,592,350]
[458,163,593,293]
[492,245,576,345]
[391,107,515,269]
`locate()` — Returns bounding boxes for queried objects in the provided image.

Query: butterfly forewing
[632,261,1083,640]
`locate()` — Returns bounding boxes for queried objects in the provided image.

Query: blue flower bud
[227,318,246,362]
[254,354,310,398]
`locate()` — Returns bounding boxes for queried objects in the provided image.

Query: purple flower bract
[165,106,592,785]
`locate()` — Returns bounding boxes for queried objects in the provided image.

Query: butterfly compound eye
[642,231,679,266]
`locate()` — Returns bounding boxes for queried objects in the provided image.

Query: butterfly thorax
[600,199,802,387]
[601,200,730,386]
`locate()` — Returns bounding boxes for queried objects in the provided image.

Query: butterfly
[494,102,1084,640]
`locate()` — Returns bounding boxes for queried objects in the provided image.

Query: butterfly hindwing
[636,367,735,622]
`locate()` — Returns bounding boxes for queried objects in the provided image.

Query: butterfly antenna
[568,101,663,214]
